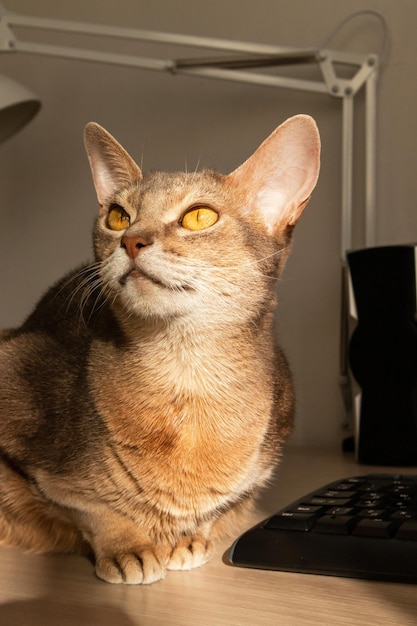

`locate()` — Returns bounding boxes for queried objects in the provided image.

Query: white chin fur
[118,277,195,319]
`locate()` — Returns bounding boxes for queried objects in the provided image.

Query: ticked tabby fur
[0,115,320,584]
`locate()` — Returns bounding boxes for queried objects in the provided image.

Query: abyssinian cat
[0,114,320,584]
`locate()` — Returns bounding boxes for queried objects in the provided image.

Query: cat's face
[93,170,289,322]
[85,117,320,323]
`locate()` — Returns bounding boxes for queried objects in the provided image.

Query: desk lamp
[0,73,39,142]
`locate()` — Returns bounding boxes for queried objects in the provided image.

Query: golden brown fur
[0,115,320,584]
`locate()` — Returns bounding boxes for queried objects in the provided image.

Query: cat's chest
[89,327,264,413]
[90,342,247,442]
[88,332,271,452]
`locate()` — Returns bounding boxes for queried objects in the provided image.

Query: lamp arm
[0,3,374,96]
[1,8,319,57]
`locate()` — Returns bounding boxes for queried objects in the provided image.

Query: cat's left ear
[227,115,320,234]
[84,122,142,205]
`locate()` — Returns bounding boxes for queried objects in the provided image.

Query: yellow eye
[181,207,219,231]
[107,205,130,231]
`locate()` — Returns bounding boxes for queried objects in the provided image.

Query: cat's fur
[0,115,320,584]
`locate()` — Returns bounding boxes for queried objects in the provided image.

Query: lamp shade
[0,74,40,144]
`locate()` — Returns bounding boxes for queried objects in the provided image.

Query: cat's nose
[120,235,150,260]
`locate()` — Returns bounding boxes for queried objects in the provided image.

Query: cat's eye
[107,205,130,231]
[181,207,219,231]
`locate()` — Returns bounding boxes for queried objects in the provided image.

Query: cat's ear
[84,122,142,205]
[227,115,320,234]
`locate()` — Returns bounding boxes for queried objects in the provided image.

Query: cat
[0,114,320,585]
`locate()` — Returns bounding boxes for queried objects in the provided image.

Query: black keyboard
[229,474,417,583]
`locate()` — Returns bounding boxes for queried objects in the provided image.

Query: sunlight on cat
[0,114,320,584]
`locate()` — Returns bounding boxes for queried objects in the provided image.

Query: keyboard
[229,474,417,583]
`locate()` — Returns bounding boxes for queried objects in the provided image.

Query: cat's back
[0,265,115,462]
[0,263,124,399]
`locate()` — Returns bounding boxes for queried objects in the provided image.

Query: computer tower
[344,245,417,465]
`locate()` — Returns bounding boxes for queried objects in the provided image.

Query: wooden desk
[0,446,416,626]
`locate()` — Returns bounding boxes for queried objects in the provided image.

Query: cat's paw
[95,545,168,585]
[167,535,213,571]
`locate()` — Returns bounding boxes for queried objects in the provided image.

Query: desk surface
[1,446,416,626]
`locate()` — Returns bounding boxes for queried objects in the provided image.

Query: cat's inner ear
[84,122,142,206]
[226,115,320,234]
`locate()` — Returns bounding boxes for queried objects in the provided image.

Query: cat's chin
[120,267,167,290]
[115,277,195,322]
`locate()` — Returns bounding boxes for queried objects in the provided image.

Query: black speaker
[346,245,417,465]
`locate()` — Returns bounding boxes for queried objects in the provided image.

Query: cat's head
[84,116,320,325]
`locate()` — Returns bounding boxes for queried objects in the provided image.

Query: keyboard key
[351,518,396,538]
[389,499,415,509]
[390,510,415,521]
[309,497,352,506]
[357,508,386,518]
[312,515,356,535]
[290,505,323,514]
[327,506,354,516]
[358,498,386,507]
[316,489,357,499]
[344,477,365,485]
[334,481,362,489]
[395,519,417,541]
[358,483,384,492]
[265,512,316,531]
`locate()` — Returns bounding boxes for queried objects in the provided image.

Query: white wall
[0,0,416,446]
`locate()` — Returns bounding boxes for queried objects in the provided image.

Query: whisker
[59,261,111,327]
[190,156,202,183]
[84,287,109,325]
[64,267,102,314]
[213,246,290,271]
[165,245,289,275]
[50,261,102,303]
[75,283,102,327]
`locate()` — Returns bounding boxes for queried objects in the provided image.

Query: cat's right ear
[84,122,142,206]
[226,115,320,235]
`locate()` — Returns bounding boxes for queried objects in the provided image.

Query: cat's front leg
[80,511,171,585]
[167,496,255,572]
[167,533,214,571]
[94,542,171,585]
[93,527,213,582]
[94,532,213,582]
